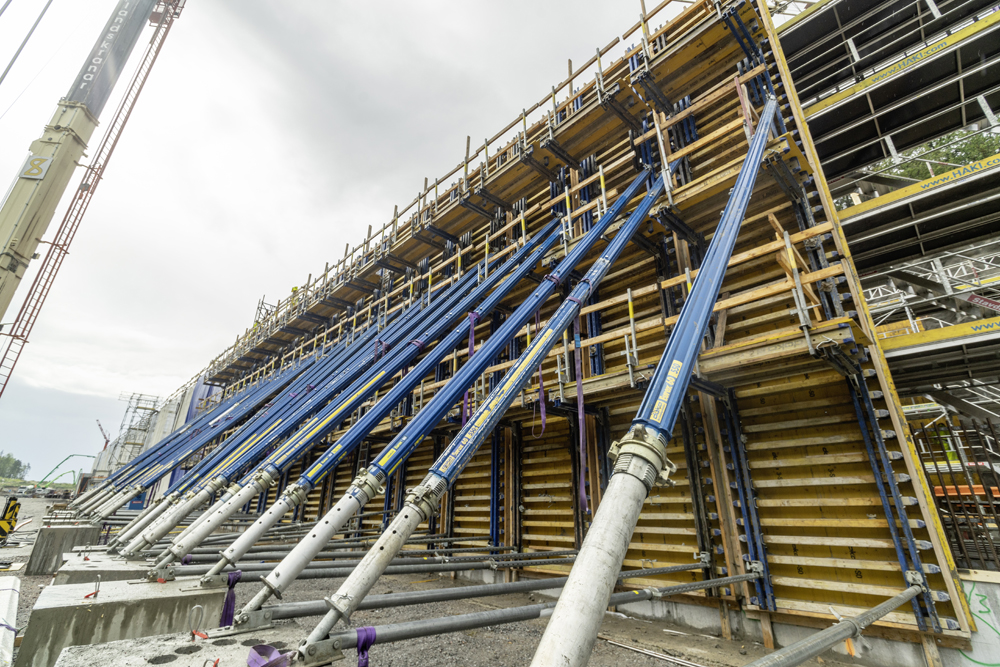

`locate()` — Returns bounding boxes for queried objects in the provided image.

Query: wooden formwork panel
[199,0,972,650]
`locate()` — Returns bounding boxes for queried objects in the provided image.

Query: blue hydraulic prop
[234,166,659,618]
[528,96,778,667]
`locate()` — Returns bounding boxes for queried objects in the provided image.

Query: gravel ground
[6,499,853,666]
[232,573,850,667]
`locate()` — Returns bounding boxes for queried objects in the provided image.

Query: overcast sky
[0,0,697,480]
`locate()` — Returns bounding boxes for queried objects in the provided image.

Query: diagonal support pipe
[529,96,778,667]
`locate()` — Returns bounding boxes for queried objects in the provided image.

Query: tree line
[0,452,30,480]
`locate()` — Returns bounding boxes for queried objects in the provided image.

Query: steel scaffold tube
[236,168,656,619]
[295,168,669,647]
[266,561,707,620]
[743,586,923,667]
[161,222,562,570]
[133,265,481,558]
[313,574,760,660]
[529,97,779,667]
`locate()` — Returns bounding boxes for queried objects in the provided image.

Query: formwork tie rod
[743,585,924,667]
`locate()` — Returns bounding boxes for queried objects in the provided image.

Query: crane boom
[0,1,183,400]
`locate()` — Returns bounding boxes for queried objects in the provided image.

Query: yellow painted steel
[0,102,98,320]
[881,316,1000,352]
[840,156,1000,219]
[805,11,1000,118]
[759,5,974,631]
[775,0,835,33]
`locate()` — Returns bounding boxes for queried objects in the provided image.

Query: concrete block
[0,576,19,667]
[53,554,149,586]
[15,578,226,667]
[25,526,101,576]
[54,625,306,667]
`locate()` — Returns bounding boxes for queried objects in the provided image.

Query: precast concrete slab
[0,576,19,667]
[53,554,150,585]
[53,625,307,667]
[15,578,227,667]
[25,526,101,576]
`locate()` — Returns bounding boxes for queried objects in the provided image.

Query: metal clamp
[297,637,346,667]
[608,423,677,489]
[405,475,447,521]
[905,570,927,590]
[258,574,283,600]
[324,593,354,624]
[283,483,310,507]
[234,608,273,632]
[350,470,385,505]
[147,566,176,582]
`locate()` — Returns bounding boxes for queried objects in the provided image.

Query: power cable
[0,0,55,90]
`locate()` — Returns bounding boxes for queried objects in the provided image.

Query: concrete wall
[942,573,1000,667]
[25,526,100,576]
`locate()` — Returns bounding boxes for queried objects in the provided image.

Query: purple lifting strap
[247,644,292,667]
[408,338,425,352]
[181,554,193,565]
[356,626,377,667]
[219,570,242,627]
[462,312,481,427]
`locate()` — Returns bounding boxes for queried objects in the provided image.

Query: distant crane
[96,420,111,450]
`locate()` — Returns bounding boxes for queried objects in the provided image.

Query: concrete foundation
[53,624,306,667]
[25,525,100,576]
[16,577,227,667]
[0,576,19,667]
[53,552,150,585]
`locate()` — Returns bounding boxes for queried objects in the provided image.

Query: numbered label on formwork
[19,154,53,180]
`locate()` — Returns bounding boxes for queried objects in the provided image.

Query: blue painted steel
[361,168,658,488]
[722,391,773,610]
[233,218,564,486]
[170,274,479,493]
[295,219,567,489]
[108,359,312,490]
[114,298,406,494]
[425,172,669,485]
[632,98,777,437]
[842,349,943,632]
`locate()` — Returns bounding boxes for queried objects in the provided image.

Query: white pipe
[167,491,231,547]
[91,486,143,521]
[239,491,362,616]
[79,486,116,514]
[108,493,177,549]
[119,484,214,556]
[69,482,108,510]
[158,473,274,568]
[529,470,651,666]
[306,507,425,642]
[205,486,303,579]
[90,488,132,520]
[86,489,124,517]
